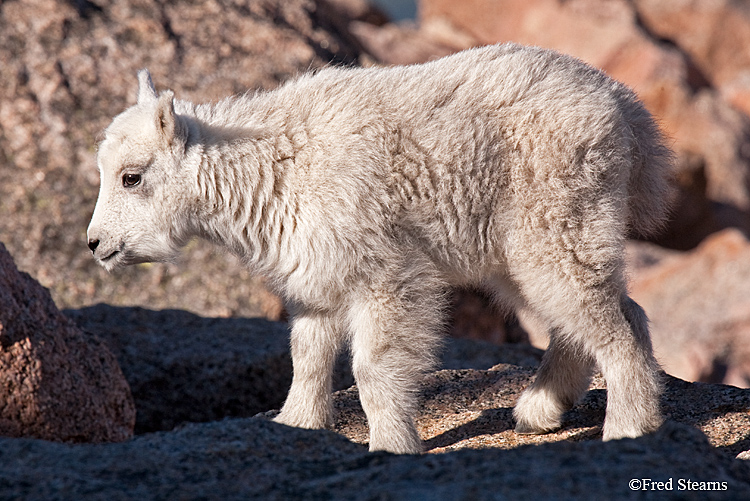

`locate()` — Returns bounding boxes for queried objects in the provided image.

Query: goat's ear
[155,90,186,147]
[137,69,158,104]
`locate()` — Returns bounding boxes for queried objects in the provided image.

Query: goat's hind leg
[504,237,662,439]
[598,296,663,440]
[482,279,594,435]
[514,326,594,435]
[514,294,662,440]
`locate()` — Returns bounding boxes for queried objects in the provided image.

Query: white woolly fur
[88,43,674,454]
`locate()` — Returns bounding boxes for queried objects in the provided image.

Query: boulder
[628,229,750,388]
[0,364,747,499]
[634,0,750,117]
[0,242,134,442]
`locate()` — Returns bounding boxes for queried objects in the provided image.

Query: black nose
[88,239,100,252]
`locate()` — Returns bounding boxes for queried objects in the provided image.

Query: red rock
[349,16,478,66]
[449,289,520,346]
[0,243,135,442]
[322,0,389,26]
[350,20,452,66]
[628,229,750,387]
[634,0,750,117]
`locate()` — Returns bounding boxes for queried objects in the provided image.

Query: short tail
[626,103,676,237]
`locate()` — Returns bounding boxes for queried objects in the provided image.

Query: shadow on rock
[65,304,295,434]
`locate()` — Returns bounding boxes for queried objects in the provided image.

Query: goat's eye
[122,173,141,187]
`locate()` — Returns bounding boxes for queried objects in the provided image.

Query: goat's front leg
[274,309,343,429]
[347,279,445,454]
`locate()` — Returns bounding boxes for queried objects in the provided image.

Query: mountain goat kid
[88,43,673,454]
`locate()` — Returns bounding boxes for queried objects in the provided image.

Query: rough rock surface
[0,243,135,442]
[629,229,750,388]
[335,365,750,456]
[0,365,748,499]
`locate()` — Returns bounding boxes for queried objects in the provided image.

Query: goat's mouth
[94,244,125,270]
[100,250,120,262]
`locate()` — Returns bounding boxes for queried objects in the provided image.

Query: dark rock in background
[63,304,542,434]
[66,305,294,433]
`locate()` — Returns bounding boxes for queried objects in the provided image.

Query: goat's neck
[188,118,293,273]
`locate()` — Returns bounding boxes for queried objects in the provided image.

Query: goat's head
[87,70,191,271]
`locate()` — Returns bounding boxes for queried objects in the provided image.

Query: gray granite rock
[336,365,750,457]
[0,392,747,500]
